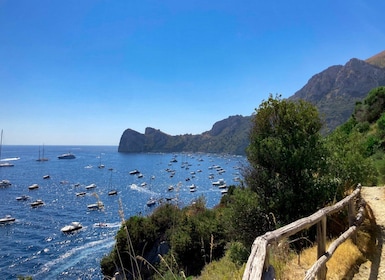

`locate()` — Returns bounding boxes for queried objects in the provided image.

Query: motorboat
[85,183,96,190]
[28,183,39,190]
[61,222,82,233]
[0,179,11,188]
[212,179,226,187]
[16,195,30,201]
[87,201,104,210]
[189,184,197,192]
[0,215,15,224]
[129,169,140,175]
[43,175,50,179]
[108,190,118,196]
[76,192,86,197]
[146,197,156,207]
[58,153,76,159]
[31,199,44,207]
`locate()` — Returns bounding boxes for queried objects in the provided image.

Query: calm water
[0,145,246,279]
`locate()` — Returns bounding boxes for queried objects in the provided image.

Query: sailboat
[0,129,14,167]
[97,153,105,169]
[36,144,48,162]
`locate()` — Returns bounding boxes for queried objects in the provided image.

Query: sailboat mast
[0,129,3,160]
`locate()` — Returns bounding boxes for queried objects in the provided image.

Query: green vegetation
[103,88,385,279]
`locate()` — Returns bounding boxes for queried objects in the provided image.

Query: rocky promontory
[118,115,251,155]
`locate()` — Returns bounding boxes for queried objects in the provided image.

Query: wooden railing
[242,184,366,280]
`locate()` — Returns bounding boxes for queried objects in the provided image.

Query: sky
[1,0,385,145]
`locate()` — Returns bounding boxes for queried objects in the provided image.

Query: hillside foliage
[102,88,385,279]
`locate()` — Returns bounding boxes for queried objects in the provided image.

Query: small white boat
[76,192,86,197]
[85,183,96,190]
[108,190,118,196]
[212,179,226,186]
[58,153,76,159]
[28,183,39,190]
[87,201,104,210]
[129,169,140,175]
[0,179,11,188]
[16,195,30,201]
[30,199,44,207]
[146,197,156,207]
[0,215,15,224]
[61,222,82,233]
[168,185,174,191]
[189,184,197,192]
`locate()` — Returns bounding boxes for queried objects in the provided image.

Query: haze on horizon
[1,1,385,145]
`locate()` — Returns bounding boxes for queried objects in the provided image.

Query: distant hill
[118,115,252,155]
[289,52,385,133]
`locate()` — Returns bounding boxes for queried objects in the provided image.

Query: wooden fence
[242,184,366,280]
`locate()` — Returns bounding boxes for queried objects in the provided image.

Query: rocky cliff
[118,115,252,155]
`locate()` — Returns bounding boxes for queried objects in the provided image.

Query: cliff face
[118,115,251,155]
[289,58,385,132]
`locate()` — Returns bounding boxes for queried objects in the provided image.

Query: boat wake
[130,184,158,196]
[34,238,115,279]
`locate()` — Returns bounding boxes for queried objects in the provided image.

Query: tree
[245,94,332,225]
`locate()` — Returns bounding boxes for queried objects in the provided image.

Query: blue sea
[0,145,246,279]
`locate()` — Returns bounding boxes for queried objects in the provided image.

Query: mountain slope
[289,56,385,132]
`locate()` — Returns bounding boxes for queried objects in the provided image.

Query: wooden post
[348,199,357,244]
[316,216,327,280]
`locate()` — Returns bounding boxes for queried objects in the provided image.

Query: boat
[28,183,39,190]
[0,179,11,188]
[0,215,15,224]
[61,222,82,233]
[36,145,48,161]
[30,199,44,207]
[43,175,50,179]
[58,153,76,159]
[0,130,14,167]
[76,192,86,197]
[108,190,118,196]
[146,197,157,207]
[129,169,140,175]
[212,179,226,186]
[85,183,96,190]
[87,201,104,210]
[98,153,105,169]
[16,195,30,201]
[189,184,197,192]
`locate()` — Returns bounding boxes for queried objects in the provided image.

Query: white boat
[0,130,14,167]
[212,179,226,186]
[30,199,44,207]
[28,183,39,190]
[58,153,76,159]
[76,192,86,197]
[43,175,50,179]
[108,190,118,196]
[87,201,104,210]
[129,169,140,175]
[16,195,30,201]
[85,183,96,190]
[0,215,15,224]
[61,222,82,233]
[0,179,11,188]
[146,197,156,207]
[190,184,197,192]
[98,153,105,168]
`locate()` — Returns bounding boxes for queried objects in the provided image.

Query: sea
[0,145,247,279]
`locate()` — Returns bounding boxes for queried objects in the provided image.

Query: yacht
[58,153,76,159]
[0,179,11,188]
[16,195,30,201]
[146,197,156,207]
[28,183,39,190]
[87,201,104,210]
[0,215,16,224]
[108,190,118,196]
[30,199,44,207]
[85,183,96,190]
[61,222,82,233]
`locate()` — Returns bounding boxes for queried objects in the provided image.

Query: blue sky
[1,0,385,145]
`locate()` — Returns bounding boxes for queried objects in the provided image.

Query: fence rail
[242,184,365,280]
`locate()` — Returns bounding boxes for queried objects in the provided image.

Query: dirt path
[353,186,385,280]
